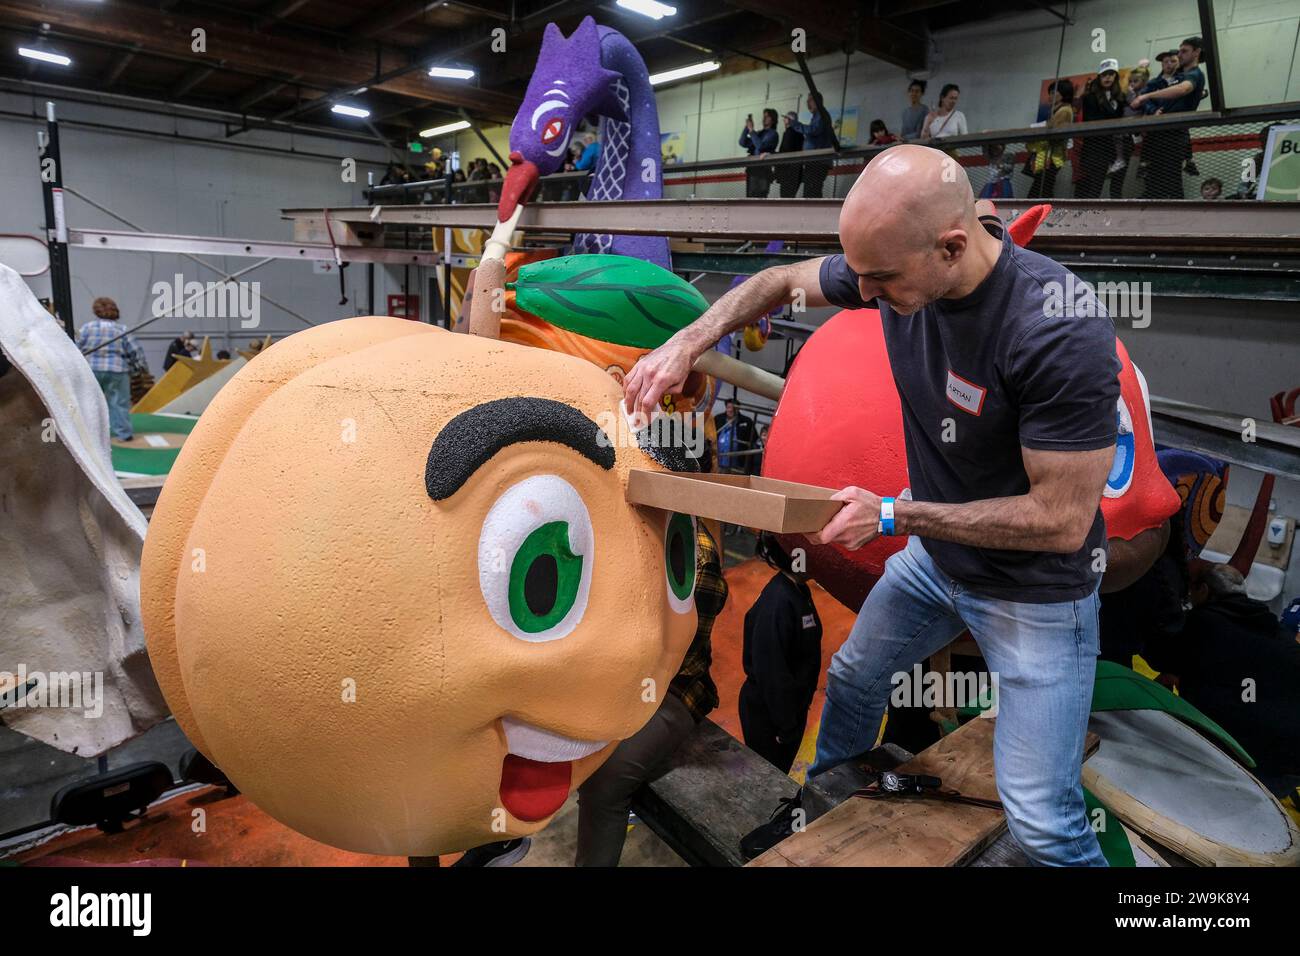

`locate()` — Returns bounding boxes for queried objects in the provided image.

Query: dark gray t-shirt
[818,220,1120,603]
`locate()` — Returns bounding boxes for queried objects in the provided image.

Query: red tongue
[498,152,540,222]
[499,754,571,822]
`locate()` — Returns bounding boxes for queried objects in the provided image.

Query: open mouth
[499,717,607,822]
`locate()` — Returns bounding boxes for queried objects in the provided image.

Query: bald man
[625,145,1119,866]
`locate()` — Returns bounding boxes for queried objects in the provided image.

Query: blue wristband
[879,497,896,536]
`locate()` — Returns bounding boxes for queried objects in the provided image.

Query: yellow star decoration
[131,337,231,413]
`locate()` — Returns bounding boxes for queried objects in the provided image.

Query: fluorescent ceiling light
[616,0,677,19]
[649,60,719,86]
[420,120,471,138]
[19,47,72,67]
[428,66,475,80]
[331,104,370,118]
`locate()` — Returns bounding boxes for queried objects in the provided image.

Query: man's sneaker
[739,791,804,862]
[451,837,532,867]
[1107,158,1126,174]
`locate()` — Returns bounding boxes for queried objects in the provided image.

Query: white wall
[0,92,402,370]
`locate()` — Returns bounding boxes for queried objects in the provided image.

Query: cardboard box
[626,470,843,533]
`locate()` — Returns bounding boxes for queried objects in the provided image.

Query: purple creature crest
[501,16,669,267]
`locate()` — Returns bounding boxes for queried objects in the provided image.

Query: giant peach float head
[140,316,699,856]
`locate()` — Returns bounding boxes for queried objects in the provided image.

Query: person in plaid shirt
[75,297,148,441]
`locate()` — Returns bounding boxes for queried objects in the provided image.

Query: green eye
[508,521,584,633]
[479,475,593,643]
[665,512,696,610]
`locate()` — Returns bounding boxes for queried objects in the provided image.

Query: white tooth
[502,717,607,762]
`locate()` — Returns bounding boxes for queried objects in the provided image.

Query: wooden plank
[749,719,1099,867]
[631,718,800,868]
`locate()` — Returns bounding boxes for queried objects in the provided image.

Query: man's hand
[1130,93,1146,108]
[623,336,697,421]
[814,486,882,551]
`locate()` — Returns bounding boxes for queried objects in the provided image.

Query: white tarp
[0,263,167,754]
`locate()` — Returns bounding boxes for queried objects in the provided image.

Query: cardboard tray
[626,470,843,533]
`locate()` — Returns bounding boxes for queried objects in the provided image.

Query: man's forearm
[673,265,802,358]
[896,495,1089,553]
[1144,82,1190,102]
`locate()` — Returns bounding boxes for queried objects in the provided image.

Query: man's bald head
[834,145,999,315]
[842,145,975,252]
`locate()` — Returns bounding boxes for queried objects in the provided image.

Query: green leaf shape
[1091,659,1253,767]
[509,254,709,349]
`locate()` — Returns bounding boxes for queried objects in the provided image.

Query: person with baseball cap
[1135,37,1207,198]
[1077,58,1126,198]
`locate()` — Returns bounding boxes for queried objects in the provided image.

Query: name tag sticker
[801,614,817,629]
[945,369,986,416]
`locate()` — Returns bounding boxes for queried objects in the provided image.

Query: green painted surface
[510,254,709,348]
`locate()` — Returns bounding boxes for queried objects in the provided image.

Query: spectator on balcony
[900,78,929,141]
[1200,177,1223,200]
[869,119,900,146]
[921,83,967,143]
[574,132,601,171]
[774,111,804,198]
[1112,62,1150,190]
[1036,81,1058,123]
[1133,37,1206,198]
[1076,59,1125,199]
[739,108,780,197]
[1026,78,1074,198]
[978,144,1015,199]
[1144,49,1181,111]
[379,163,412,186]
[467,158,491,202]
[791,91,837,198]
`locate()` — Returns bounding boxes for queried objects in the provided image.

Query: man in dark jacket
[740,109,779,197]
[775,111,804,197]
[1143,563,1300,789]
[791,92,837,197]
[740,533,823,773]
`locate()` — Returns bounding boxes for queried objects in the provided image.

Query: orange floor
[19,559,856,867]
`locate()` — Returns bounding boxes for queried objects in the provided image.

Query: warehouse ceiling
[0,0,1052,146]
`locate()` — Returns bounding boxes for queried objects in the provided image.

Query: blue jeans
[94,369,133,440]
[811,535,1106,867]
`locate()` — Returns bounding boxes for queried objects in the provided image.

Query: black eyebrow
[425,397,614,501]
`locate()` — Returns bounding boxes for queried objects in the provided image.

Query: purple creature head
[499,16,626,220]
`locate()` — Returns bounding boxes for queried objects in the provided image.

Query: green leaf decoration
[1084,786,1137,867]
[508,254,709,349]
[1091,659,1253,767]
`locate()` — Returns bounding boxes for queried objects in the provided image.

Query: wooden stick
[468,257,506,339]
[466,205,523,340]
[693,349,785,401]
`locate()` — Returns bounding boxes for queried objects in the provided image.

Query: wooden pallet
[749,718,1099,867]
